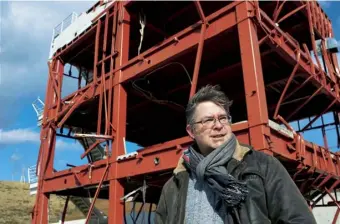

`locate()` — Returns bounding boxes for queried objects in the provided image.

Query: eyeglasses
[191,114,232,128]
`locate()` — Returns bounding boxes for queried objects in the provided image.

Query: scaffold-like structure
[32,1,340,223]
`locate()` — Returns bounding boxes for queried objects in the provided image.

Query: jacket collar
[173,139,251,175]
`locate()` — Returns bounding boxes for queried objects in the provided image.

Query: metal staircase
[69,196,107,224]
[77,134,105,162]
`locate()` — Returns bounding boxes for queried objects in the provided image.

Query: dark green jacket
[154,143,317,224]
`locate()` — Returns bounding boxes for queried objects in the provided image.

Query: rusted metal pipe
[97,76,104,135]
[80,140,103,159]
[93,19,102,83]
[194,1,206,23]
[101,12,110,135]
[277,4,306,24]
[60,196,70,224]
[85,165,109,224]
[273,0,286,22]
[57,86,93,128]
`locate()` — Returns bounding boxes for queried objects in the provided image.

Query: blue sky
[0,1,340,182]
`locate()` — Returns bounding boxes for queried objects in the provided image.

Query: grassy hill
[0,181,91,224]
[0,181,156,224]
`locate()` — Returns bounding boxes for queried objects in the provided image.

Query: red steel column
[236,2,271,153]
[32,59,63,224]
[108,2,129,223]
[47,61,63,173]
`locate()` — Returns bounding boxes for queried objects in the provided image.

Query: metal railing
[28,165,38,184]
[52,12,79,40]
[32,97,45,127]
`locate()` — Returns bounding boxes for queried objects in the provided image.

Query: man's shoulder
[241,143,275,161]
[248,149,276,162]
[162,171,188,193]
[243,146,282,174]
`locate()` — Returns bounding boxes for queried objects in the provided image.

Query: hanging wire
[132,62,192,110]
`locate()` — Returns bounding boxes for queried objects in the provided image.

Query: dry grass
[0,181,84,224]
[0,181,157,224]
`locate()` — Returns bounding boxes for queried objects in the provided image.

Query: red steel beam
[41,125,340,193]
[260,9,339,103]
[118,1,241,84]
[47,2,241,124]
[277,3,306,24]
[91,1,115,23]
[189,1,206,97]
[93,19,101,83]
[128,46,275,113]
[34,3,340,224]
[108,2,130,223]
[107,6,118,136]
[33,128,57,223]
[56,85,94,128]
[274,49,301,119]
[273,0,286,22]
[85,165,109,224]
[96,12,109,135]
[42,122,249,192]
[80,139,105,159]
[237,2,271,152]
[32,57,65,223]
[56,60,64,117]
[47,62,59,104]
[43,0,340,187]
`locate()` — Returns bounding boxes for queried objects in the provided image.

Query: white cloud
[0,1,96,126]
[8,2,60,36]
[56,139,82,151]
[6,1,96,37]
[0,128,40,143]
[0,1,96,97]
[0,128,82,151]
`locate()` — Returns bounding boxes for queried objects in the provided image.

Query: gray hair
[185,85,233,125]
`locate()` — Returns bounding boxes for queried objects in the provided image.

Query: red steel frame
[32,1,340,223]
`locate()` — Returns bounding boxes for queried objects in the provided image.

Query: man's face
[186,101,232,156]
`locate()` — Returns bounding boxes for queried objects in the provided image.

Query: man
[154,85,316,224]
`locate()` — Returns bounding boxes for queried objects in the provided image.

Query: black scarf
[182,133,248,208]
